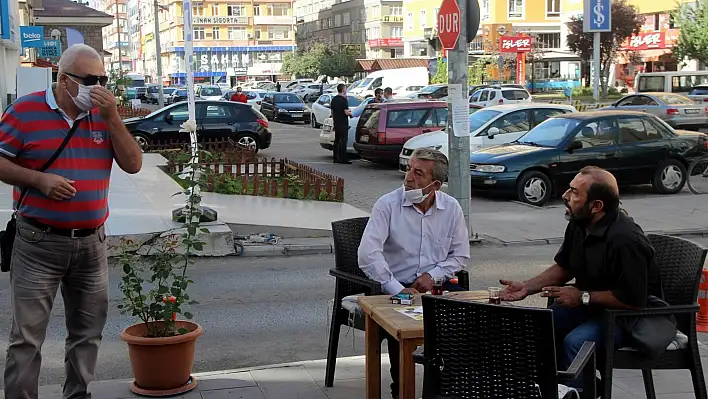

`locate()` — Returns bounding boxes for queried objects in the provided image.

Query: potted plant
[115,133,207,396]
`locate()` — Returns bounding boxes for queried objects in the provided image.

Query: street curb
[489,228,708,248]
[238,242,333,257]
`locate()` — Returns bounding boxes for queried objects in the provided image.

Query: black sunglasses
[64,72,109,87]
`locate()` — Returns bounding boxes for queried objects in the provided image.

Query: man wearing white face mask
[358,148,470,399]
[0,44,142,399]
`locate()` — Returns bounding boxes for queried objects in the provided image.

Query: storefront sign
[583,0,612,32]
[623,31,666,50]
[499,36,532,52]
[20,25,43,48]
[253,16,294,25]
[247,63,282,76]
[193,16,248,25]
[382,15,403,22]
[367,38,403,48]
[39,39,61,58]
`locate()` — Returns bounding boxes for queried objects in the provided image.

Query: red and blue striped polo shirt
[0,90,114,229]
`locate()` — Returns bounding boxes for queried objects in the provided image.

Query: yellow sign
[143,32,154,45]
[342,44,362,52]
[383,15,403,23]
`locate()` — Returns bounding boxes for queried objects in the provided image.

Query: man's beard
[564,200,594,227]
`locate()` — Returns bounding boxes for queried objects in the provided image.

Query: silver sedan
[598,92,708,130]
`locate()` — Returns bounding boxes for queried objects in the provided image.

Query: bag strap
[15,115,83,210]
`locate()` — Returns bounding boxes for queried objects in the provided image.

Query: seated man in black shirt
[500,166,660,389]
[330,84,353,164]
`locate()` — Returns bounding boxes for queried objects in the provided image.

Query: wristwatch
[581,291,590,305]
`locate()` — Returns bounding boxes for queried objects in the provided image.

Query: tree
[566,0,642,96]
[431,57,488,85]
[672,0,708,67]
[282,43,357,79]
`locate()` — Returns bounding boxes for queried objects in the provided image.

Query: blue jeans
[550,304,626,389]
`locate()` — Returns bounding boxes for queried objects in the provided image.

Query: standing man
[358,148,470,399]
[330,83,352,164]
[230,87,247,103]
[0,44,142,399]
[499,166,661,390]
[373,88,384,103]
[383,87,394,101]
[275,81,281,92]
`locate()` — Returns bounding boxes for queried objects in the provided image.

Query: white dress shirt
[358,186,470,294]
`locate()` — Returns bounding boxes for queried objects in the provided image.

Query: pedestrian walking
[330,83,352,164]
[0,44,142,399]
[275,81,281,92]
[230,87,247,103]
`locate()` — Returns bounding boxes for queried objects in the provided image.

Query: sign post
[583,0,611,102]
[438,0,479,239]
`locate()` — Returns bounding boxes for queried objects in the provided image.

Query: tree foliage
[566,0,642,96]
[672,0,708,66]
[282,43,358,79]
[431,57,487,85]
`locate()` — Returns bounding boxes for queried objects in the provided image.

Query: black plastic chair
[599,234,708,399]
[324,216,470,387]
[419,295,597,399]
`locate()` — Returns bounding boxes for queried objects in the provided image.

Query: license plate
[685,109,700,114]
[291,112,302,116]
[360,135,369,143]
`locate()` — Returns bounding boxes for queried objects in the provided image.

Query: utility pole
[592,31,600,102]
[153,0,165,106]
[116,0,123,79]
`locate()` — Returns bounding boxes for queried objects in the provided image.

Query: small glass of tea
[431,278,444,295]
[488,287,502,304]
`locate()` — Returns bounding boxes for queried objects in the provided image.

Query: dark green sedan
[469,110,708,206]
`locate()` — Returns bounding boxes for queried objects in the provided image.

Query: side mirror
[566,140,583,153]
[164,113,174,123]
[487,127,500,139]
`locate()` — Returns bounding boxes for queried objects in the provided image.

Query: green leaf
[200,228,210,233]
[178,328,188,334]
[180,281,188,289]
[192,242,204,251]
[122,264,130,274]
[184,312,193,319]
[157,286,168,294]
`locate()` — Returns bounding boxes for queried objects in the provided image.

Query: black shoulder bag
[0,119,81,272]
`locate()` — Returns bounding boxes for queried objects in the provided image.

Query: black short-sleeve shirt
[553,210,661,308]
[330,94,349,128]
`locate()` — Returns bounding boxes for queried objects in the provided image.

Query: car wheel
[235,133,260,153]
[516,171,552,206]
[653,159,686,194]
[133,133,150,152]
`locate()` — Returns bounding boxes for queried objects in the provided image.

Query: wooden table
[358,291,488,399]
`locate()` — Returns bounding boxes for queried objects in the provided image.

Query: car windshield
[517,117,581,147]
[175,89,187,96]
[420,85,443,94]
[690,86,708,95]
[274,94,302,103]
[469,109,502,132]
[351,98,374,117]
[656,94,694,105]
[348,96,363,107]
[200,87,222,96]
[348,80,362,91]
[360,78,374,88]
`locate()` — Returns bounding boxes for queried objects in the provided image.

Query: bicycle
[687,154,708,194]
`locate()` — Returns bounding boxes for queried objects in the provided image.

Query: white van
[636,71,708,95]
[350,67,429,98]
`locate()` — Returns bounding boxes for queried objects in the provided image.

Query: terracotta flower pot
[120,321,203,394]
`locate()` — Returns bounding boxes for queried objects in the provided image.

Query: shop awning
[370,58,431,71]
[355,59,376,73]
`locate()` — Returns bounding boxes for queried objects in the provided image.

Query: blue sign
[39,39,61,58]
[0,0,10,40]
[583,0,611,32]
[20,26,44,48]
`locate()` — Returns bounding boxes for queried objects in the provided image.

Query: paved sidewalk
[20,345,708,399]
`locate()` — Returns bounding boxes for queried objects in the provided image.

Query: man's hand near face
[411,273,434,293]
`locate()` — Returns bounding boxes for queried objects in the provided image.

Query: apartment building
[101,0,132,73]
[363,0,403,58]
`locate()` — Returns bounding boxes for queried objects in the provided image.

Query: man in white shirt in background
[358,148,470,399]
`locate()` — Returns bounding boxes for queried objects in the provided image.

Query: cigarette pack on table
[390,293,414,305]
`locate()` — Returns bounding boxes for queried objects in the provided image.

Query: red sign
[499,36,532,53]
[622,31,666,50]
[437,0,461,50]
[367,38,404,48]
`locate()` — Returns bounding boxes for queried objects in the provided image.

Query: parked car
[220,90,264,111]
[598,92,708,130]
[310,94,364,128]
[167,89,189,105]
[319,97,378,154]
[398,103,576,172]
[688,85,708,104]
[135,87,148,102]
[470,86,532,107]
[468,111,708,206]
[147,87,176,104]
[123,100,272,152]
[392,85,425,99]
[260,92,311,124]
[353,100,479,163]
[414,84,448,100]
[197,85,223,101]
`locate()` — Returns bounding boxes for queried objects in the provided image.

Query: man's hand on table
[400,288,419,295]
[411,273,434,293]
[499,279,529,302]
[541,286,582,307]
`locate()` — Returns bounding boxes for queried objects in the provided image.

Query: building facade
[101,0,131,73]
[363,0,403,58]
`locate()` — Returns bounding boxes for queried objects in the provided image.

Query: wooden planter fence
[169,157,345,202]
[149,138,260,163]
[118,106,151,119]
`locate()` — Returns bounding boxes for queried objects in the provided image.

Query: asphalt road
[0,243,571,386]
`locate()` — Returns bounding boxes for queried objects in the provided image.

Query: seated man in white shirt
[358,148,470,399]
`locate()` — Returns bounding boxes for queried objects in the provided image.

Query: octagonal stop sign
[437,0,461,49]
